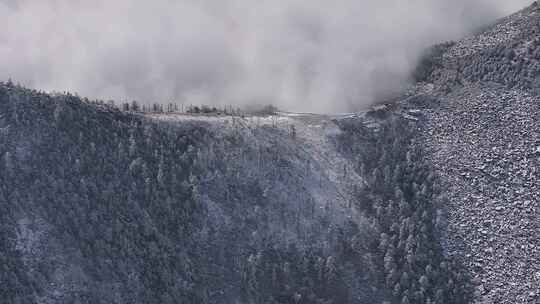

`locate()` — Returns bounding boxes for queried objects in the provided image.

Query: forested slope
[0,84,206,303]
[0,81,469,304]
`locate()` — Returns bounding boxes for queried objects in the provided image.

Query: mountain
[0,82,469,303]
[1,2,539,304]
[401,2,540,303]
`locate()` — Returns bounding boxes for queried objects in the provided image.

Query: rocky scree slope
[397,2,540,303]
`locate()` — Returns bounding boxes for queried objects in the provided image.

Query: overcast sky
[0,0,533,112]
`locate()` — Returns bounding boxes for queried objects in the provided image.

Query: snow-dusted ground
[147,111,381,301]
[149,113,363,207]
[148,112,368,246]
[16,217,94,304]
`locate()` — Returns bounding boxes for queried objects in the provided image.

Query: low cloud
[0,0,532,112]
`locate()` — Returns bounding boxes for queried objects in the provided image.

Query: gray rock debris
[401,3,540,303]
[419,85,540,304]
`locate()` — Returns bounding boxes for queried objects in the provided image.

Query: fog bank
[0,0,532,112]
